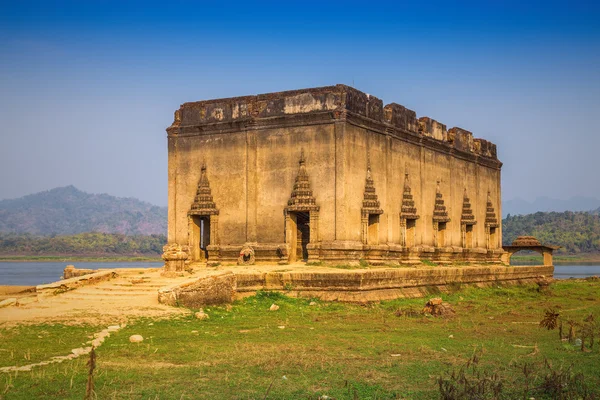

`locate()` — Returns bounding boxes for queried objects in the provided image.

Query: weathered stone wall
[157,265,554,306]
[166,85,503,264]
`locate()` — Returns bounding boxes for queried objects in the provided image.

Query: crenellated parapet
[167,85,500,166]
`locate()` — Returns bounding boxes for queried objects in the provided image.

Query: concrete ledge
[158,265,553,306]
[37,270,117,297]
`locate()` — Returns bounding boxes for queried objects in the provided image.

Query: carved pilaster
[285,150,320,263]
[188,162,220,263]
[309,211,319,243]
[432,181,450,248]
[361,156,383,245]
[461,189,476,248]
[485,190,499,249]
[399,218,407,247]
[361,214,369,245]
[400,171,419,248]
[209,214,219,246]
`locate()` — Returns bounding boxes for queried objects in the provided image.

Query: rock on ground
[129,335,144,343]
[422,298,455,317]
[195,311,209,320]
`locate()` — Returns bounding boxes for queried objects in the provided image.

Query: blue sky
[1,1,599,206]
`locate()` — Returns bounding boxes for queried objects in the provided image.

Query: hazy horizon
[4,184,600,210]
[1,1,599,207]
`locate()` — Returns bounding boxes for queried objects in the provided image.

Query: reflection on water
[0,262,164,286]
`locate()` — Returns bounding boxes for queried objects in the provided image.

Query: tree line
[1,210,598,256]
[503,211,600,254]
[0,232,167,256]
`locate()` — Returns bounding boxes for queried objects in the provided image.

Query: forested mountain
[0,232,166,256]
[0,186,167,236]
[2,187,599,256]
[503,211,600,254]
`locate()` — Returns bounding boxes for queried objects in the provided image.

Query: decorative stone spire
[361,157,383,216]
[189,162,219,215]
[433,181,450,222]
[400,172,419,220]
[461,189,476,225]
[286,150,319,212]
[485,190,498,227]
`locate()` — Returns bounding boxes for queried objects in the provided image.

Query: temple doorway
[287,211,310,262]
[464,224,474,248]
[191,215,210,262]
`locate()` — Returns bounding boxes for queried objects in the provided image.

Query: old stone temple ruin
[162,84,505,269]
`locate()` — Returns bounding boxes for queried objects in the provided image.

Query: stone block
[366,95,384,121]
[344,86,369,117]
[448,127,474,152]
[385,103,419,132]
[418,117,447,140]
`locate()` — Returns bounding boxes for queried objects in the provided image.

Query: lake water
[0,261,599,286]
[0,262,164,286]
[549,264,600,279]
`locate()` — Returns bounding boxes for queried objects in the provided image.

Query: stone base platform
[158,264,554,306]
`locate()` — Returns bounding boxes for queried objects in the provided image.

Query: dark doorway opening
[489,226,497,249]
[438,222,447,247]
[192,215,211,262]
[465,224,474,249]
[367,214,379,245]
[406,219,416,248]
[296,212,310,261]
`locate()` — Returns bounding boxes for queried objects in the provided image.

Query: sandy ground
[0,262,341,326]
[0,268,194,326]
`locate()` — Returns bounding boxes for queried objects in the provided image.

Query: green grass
[0,324,101,368]
[421,259,438,267]
[1,281,600,398]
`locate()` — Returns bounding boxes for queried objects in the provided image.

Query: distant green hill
[0,186,167,236]
[503,211,600,254]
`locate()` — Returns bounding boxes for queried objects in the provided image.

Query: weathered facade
[164,85,503,268]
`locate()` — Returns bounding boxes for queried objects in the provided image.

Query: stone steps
[56,295,157,301]
[49,273,191,302]
[109,283,174,289]
[40,269,199,307]
[62,289,155,296]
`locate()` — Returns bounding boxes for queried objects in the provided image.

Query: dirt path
[0,269,192,326]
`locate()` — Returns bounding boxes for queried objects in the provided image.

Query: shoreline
[1,257,600,263]
[2,255,600,263]
[511,254,600,263]
[0,256,163,263]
